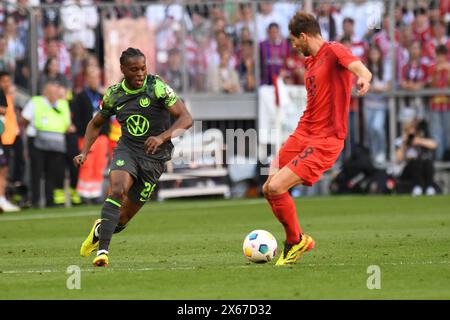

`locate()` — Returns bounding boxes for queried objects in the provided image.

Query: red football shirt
[294,42,359,140]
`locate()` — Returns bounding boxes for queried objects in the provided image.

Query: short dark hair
[168,48,180,56]
[436,44,449,56]
[42,79,61,89]
[289,11,321,37]
[44,57,56,75]
[414,6,428,16]
[120,47,145,65]
[432,18,446,28]
[343,17,355,25]
[268,22,279,31]
[0,71,10,79]
[241,39,254,47]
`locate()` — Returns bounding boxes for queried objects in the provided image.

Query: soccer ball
[243,230,277,263]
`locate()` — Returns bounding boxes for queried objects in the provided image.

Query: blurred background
[0,0,449,211]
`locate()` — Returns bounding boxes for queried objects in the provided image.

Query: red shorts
[272,134,344,186]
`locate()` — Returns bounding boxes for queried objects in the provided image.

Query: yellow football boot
[80,219,101,257]
[275,234,315,266]
[93,253,109,267]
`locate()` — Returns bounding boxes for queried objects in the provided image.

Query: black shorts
[109,145,165,204]
[0,141,7,167]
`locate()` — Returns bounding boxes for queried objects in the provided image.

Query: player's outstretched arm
[73,112,107,167]
[348,60,372,96]
[145,99,193,155]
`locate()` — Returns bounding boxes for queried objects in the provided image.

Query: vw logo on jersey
[126,114,149,137]
[139,96,150,108]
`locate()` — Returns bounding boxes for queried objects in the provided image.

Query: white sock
[94,224,101,238]
[97,249,108,256]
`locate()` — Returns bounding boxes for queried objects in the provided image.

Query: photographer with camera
[395,119,438,196]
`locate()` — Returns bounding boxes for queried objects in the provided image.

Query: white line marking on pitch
[0,200,266,222]
[0,211,99,221]
[2,260,449,274]
[0,197,361,222]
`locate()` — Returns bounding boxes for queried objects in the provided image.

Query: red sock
[267,192,302,244]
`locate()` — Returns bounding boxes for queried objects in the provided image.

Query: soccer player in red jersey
[263,12,372,266]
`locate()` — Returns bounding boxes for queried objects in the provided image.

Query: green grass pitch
[0,195,449,299]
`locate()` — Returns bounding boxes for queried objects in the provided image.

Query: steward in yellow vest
[21,81,71,207]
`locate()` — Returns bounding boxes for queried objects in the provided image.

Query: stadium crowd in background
[0,0,449,210]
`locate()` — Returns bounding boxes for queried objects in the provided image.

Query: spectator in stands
[146,0,182,59]
[207,48,240,94]
[3,17,26,64]
[236,39,255,92]
[395,119,438,196]
[397,24,415,83]
[187,33,213,92]
[340,17,368,63]
[115,0,144,19]
[72,66,108,204]
[272,1,300,35]
[21,81,71,208]
[159,48,183,93]
[60,0,99,51]
[235,3,255,37]
[423,19,450,63]
[315,3,337,41]
[0,71,25,189]
[211,13,226,34]
[397,3,415,26]
[364,44,392,165]
[282,46,305,86]
[215,15,238,50]
[10,0,30,51]
[238,26,252,43]
[38,23,60,69]
[41,0,62,28]
[72,53,100,94]
[70,41,88,94]
[259,22,290,85]
[145,0,183,26]
[40,21,59,44]
[400,40,429,120]
[0,3,6,35]
[13,57,29,90]
[0,74,20,212]
[412,6,432,45]
[209,3,226,22]
[38,28,71,79]
[39,57,70,94]
[256,2,284,42]
[211,30,236,69]
[0,36,15,75]
[428,45,450,161]
[188,10,211,44]
[372,14,400,64]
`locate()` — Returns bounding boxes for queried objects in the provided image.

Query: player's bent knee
[262,182,270,198]
[267,181,287,196]
[109,186,128,202]
[118,212,130,226]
